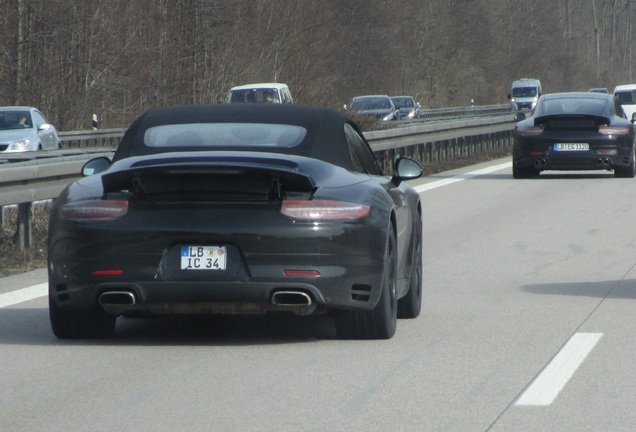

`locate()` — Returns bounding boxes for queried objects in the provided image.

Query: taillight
[59,200,128,221]
[517,126,544,136]
[598,125,630,135]
[281,200,370,220]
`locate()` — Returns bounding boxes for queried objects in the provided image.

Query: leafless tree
[1,0,635,130]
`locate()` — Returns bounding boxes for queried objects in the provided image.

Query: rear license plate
[554,143,589,151]
[180,246,227,270]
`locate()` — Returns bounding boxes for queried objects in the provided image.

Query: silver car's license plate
[553,143,589,151]
[180,246,227,270]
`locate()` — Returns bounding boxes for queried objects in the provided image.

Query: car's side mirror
[82,156,111,176]
[393,157,423,181]
[514,112,526,122]
[38,123,53,131]
[632,113,636,123]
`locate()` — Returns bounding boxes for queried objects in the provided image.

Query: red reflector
[530,151,545,156]
[91,269,124,276]
[60,200,128,221]
[281,200,370,220]
[284,270,321,277]
[596,149,617,155]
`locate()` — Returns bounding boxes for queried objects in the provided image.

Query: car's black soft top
[113,103,363,171]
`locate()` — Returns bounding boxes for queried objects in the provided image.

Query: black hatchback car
[512,92,636,178]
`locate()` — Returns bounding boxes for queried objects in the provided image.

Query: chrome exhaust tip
[271,291,312,306]
[99,291,136,306]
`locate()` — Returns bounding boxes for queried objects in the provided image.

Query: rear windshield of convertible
[144,123,307,148]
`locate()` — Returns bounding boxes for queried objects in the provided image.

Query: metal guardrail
[367,115,513,151]
[1,109,517,249]
[0,149,115,207]
[60,128,126,149]
[367,114,515,173]
[1,148,116,250]
[414,103,512,120]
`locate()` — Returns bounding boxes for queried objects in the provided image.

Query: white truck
[613,84,636,121]
[508,78,542,110]
[226,83,293,104]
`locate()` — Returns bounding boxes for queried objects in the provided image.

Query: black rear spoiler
[534,113,610,126]
[101,159,316,199]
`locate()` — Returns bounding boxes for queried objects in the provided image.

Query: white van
[508,78,542,110]
[226,83,293,104]
[613,84,636,121]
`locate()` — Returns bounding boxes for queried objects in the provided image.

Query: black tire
[398,216,422,319]
[335,228,397,340]
[512,163,536,179]
[49,296,116,339]
[615,150,636,178]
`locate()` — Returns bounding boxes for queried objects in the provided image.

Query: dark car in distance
[391,96,421,120]
[512,92,636,178]
[345,95,400,121]
[48,103,424,340]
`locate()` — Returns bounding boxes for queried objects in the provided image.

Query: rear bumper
[48,224,387,315]
[49,267,384,316]
[513,154,629,171]
[513,138,634,171]
[48,192,394,316]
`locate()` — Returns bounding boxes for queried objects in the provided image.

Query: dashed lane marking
[516,332,603,406]
[0,283,47,308]
[414,161,511,193]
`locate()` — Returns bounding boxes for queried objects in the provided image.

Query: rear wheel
[398,217,422,319]
[615,150,636,178]
[335,228,397,340]
[512,163,537,179]
[49,296,116,339]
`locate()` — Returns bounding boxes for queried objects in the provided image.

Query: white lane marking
[414,161,512,193]
[516,332,603,406]
[0,283,48,308]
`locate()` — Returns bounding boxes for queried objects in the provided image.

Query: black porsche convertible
[48,104,423,340]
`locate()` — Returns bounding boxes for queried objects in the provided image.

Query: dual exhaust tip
[596,157,611,168]
[533,159,548,169]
